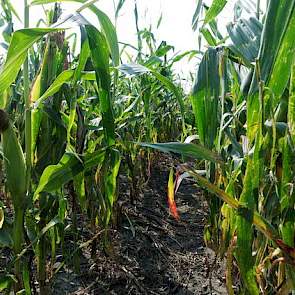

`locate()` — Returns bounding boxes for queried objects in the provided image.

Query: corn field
[0,0,294,294]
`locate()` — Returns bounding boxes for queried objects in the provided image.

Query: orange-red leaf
[167,168,179,220]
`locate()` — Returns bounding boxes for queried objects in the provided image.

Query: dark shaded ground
[51,155,227,295]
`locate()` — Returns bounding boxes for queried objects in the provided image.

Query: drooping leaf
[34,149,105,199]
[118,63,149,76]
[186,169,279,242]
[34,70,74,107]
[227,16,262,65]
[139,142,224,165]
[0,28,62,101]
[191,47,220,148]
[73,26,90,83]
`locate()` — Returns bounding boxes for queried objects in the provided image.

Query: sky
[2,0,267,77]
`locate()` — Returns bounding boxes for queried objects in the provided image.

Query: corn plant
[143,0,295,293]
[0,0,192,293]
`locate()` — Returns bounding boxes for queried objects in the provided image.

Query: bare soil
[51,155,227,295]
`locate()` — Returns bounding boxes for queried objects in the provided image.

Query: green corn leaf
[11,216,62,267]
[31,108,42,157]
[139,142,224,165]
[115,0,126,20]
[34,70,74,106]
[87,6,120,67]
[0,275,16,292]
[73,26,90,83]
[66,97,77,147]
[104,149,121,226]
[151,70,186,130]
[86,25,115,146]
[289,61,295,141]
[191,47,220,148]
[200,27,217,46]
[2,124,26,205]
[34,149,105,199]
[280,63,295,285]
[74,172,86,210]
[204,0,227,25]
[30,39,54,156]
[280,136,293,212]
[81,71,96,80]
[0,28,62,100]
[247,0,295,142]
[263,2,295,99]
[235,159,259,294]
[23,263,32,295]
[33,69,96,108]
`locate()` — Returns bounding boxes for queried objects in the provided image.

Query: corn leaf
[2,124,26,203]
[118,63,149,76]
[191,48,220,148]
[104,149,121,226]
[168,168,179,220]
[34,150,105,199]
[247,0,295,142]
[73,26,90,83]
[0,28,61,99]
[186,170,279,241]
[86,25,115,146]
[200,27,217,46]
[139,142,224,165]
[204,0,227,25]
[289,55,295,141]
[227,16,262,65]
[34,70,74,106]
[235,159,259,294]
[0,275,16,292]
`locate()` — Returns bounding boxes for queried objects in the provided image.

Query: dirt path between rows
[52,156,227,295]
